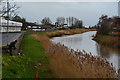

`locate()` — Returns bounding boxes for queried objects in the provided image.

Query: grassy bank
[32,31,117,78]
[94,35,120,48]
[2,34,52,78]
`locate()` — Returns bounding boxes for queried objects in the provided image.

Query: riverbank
[2,29,95,78]
[2,34,52,78]
[32,30,117,78]
[46,29,96,38]
[2,29,117,78]
[94,34,120,49]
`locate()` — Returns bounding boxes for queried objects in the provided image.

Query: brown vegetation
[94,35,120,48]
[100,36,119,48]
[32,31,117,78]
[46,29,96,37]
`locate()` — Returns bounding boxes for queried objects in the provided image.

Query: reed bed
[94,35,120,48]
[32,32,117,78]
[46,29,96,38]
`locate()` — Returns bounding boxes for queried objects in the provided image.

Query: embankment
[94,35,120,49]
[2,34,52,78]
[2,29,95,78]
[32,29,117,78]
[2,29,118,78]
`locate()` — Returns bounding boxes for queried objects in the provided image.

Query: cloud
[17,2,118,26]
[7,0,120,2]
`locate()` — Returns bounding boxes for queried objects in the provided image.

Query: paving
[1,32,22,46]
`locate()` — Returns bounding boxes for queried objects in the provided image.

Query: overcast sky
[16,2,118,26]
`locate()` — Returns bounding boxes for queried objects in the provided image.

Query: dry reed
[32,30,117,78]
[46,29,96,37]
[97,36,119,48]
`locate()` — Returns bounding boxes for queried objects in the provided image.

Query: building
[63,24,68,27]
[0,17,22,32]
[27,23,56,31]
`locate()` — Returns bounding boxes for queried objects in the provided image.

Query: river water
[51,31,120,71]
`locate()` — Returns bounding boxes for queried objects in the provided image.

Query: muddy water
[51,31,120,71]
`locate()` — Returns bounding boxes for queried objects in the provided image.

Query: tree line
[96,15,120,35]
[41,17,83,29]
[1,1,83,30]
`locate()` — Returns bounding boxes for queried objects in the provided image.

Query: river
[51,31,120,71]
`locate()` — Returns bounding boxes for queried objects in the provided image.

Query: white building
[0,17,22,32]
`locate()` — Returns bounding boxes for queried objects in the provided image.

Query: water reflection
[51,31,119,71]
[97,44,119,70]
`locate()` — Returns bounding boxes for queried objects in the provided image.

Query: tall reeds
[32,30,117,78]
[46,29,96,38]
[94,35,120,48]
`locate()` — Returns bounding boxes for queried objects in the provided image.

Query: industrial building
[0,17,22,32]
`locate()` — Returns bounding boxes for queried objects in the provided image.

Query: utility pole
[7,0,9,45]
[118,1,120,17]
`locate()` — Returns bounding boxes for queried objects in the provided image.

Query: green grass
[2,33,52,78]
[2,46,9,49]
[96,35,107,41]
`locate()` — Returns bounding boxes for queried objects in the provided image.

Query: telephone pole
[118,1,120,17]
[7,0,9,45]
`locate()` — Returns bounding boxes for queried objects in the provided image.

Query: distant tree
[66,17,83,28]
[55,22,59,27]
[56,17,65,26]
[97,15,120,35]
[12,15,27,30]
[21,18,27,30]
[68,17,72,26]
[0,1,20,20]
[12,15,22,22]
[41,17,52,25]
[112,16,120,29]
[97,15,111,35]
[74,20,82,28]
[66,17,69,26]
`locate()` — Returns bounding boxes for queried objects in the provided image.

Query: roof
[39,25,55,28]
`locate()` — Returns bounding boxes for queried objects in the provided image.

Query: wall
[1,27,21,32]
[13,32,24,55]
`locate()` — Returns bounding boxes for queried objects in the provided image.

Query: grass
[2,46,9,49]
[2,34,52,78]
[95,35,107,41]
[94,35,120,48]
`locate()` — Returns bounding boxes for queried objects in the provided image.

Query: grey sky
[16,2,118,26]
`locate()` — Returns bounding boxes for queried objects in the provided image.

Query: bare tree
[56,17,65,26]
[74,19,82,28]
[66,17,68,26]
[41,17,52,25]
[66,16,83,28]
[0,0,20,19]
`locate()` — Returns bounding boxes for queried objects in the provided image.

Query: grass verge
[2,34,52,78]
